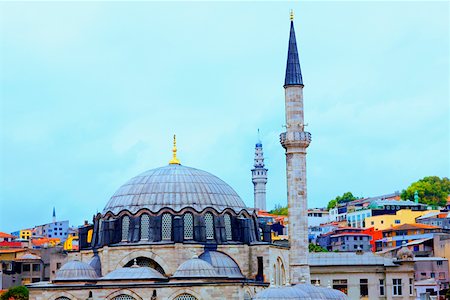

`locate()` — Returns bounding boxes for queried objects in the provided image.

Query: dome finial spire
[169,134,180,165]
[290,9,294,21]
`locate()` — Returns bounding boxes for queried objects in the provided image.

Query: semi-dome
[199,251,244,278]
[101,266,166,280]
[55,260,98,281]
[173,256,221,278]
[103,164,247,215]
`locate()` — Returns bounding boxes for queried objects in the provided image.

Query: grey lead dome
[103,164,247,215]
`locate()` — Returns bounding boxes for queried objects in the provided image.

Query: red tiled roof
[0,249,27,254]
[0,232,15,238]
[384,223,441,231]
[0,241,22,248]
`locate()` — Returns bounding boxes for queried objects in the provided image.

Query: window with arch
[162,213,172,240]
[224,213,232,241]
[174,294,197,300]
[97,219,103,244]
[121,216,130,242]
[112,295,136,300]
[183,213,194,240]
[140,214,150,241]
[205,212,214,240]
[274,257,286,286]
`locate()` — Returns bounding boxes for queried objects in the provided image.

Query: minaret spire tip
[169,134,180,165]
[290,9,294,21]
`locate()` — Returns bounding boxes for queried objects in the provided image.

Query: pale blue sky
[0,2,448,232]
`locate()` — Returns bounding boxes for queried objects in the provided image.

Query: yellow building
[20,229,32,240]
[365,209,439,230]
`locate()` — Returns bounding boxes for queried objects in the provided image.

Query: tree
[0,286,29,300]
[309,243,328,252]
[269,204,288,216]
[327,192,359,209]
[401,176,450,207]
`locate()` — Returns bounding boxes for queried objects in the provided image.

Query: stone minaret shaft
[252,140,268,210]
[280,14,311,283]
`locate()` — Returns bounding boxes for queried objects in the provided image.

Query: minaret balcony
[280,131,311,149]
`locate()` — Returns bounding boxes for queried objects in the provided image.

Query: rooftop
[309,252,397,267]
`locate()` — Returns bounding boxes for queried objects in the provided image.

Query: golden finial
[169,134,180,165]
[290,9,294,21]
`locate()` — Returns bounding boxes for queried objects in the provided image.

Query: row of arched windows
[120,212,233,242]
[57,294,198,300]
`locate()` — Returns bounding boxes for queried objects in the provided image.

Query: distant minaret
[252,131,268,211]
[52,207,56,223]
[280,10,311,283]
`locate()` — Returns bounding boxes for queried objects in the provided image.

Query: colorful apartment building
[365,209,439,231]
[377,223,446,250]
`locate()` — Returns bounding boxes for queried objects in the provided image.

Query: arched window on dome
[121,216,130,242]
[140,214,150,241]
[174,293,197,300]
[55,297,71,300]
[183,213,193,240]
[112,295,136,300]
[205,212,214,240]
[162,213,172,241]
[224,213,232,241]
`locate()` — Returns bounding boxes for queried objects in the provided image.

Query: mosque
[28,12,348,300]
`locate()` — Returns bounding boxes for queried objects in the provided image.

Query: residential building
[307,208,329,227]
[308,222,338,244]
[417,211,450,229]
[365,209,439,231]
[32,220,70,242]
[376,224,447,252]
[310,252,415,299]
[414,257,449,290]
[317,227,368,251]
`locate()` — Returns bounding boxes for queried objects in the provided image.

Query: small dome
[253,286,312,299]
[102,266,166,280]
[397,243,414,261]
[55,260,98,281]
[173,256,221,278]
[103,164,247,215]
[294,284,348,300]
[199,251,244,278]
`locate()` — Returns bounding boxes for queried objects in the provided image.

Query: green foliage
[269,204,288,216]
[401,176,450,207]
[309,243,328,252]
[327,192,359,209]
[0,286,29,300]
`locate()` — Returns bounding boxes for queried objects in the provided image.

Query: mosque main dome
[103,164,247,215]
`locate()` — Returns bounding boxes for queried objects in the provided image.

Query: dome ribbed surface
[254,284,348,300]
[173,257,221,278]
[55,260,98,281]
[103,164,246,215]
[199,251,244,278]
[101,266,166,280]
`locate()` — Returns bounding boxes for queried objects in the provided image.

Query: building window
[112,295,136,300]
[140,214,150,241]
[121,216,130,242]
[174,294,197,300]
[32,264,40,272]
[379,279,385,296]
[23,264,30,272]
[333,279,348,295]
[393,278,402,296]
[183,213,194,240]
[431,272,435,278]
[409,278,414,296]
[311,279,321,286]
[437,260,443,266]
[360,279,368,297]
[205,212,214,240]
[162,213,172,240]
[395,220,400,224]
[224,213,232,241]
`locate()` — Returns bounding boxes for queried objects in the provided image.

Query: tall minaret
[280,10,311,283]
[52,207,56,223]
[252,132,268,211]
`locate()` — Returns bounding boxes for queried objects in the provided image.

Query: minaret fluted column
[252,140,268,211]
[280,12,311,284]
